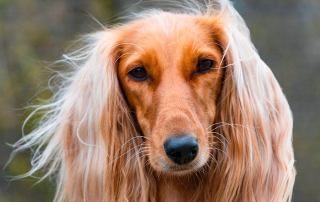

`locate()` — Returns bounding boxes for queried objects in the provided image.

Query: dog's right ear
[60,31,127,201]
[9,30,152,201]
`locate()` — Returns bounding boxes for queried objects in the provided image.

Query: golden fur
[10,1,295,201]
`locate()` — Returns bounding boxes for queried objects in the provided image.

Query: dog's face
[117,14,224,174]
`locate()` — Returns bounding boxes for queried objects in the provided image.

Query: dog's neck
[156,173,205,202]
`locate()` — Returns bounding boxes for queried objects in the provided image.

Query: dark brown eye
[129,67,148,81]
[196,59,215,73]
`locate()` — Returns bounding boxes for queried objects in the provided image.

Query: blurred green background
[0,0,319,201]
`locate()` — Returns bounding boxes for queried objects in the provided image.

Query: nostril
[164,135,199,165]
[171,151,182,158]
[190,150,197,155]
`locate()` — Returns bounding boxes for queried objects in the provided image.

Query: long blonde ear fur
[203,1,295,201]
[9,30,155,202]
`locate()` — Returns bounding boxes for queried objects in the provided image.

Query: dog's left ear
[198,5,295,202]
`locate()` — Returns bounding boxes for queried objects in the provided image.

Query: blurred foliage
[0,0,319,201]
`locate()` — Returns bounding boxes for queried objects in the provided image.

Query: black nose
[164,135,199,165]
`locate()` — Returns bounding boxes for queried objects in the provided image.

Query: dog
[10,0,296,201]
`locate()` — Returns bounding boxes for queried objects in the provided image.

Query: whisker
[128,151,150,174]
[208,121,257,136]
[114,136,149,157]
[208,135,228,149]
[208,131,229,143]
[207,145,229,159]
[208,153,218,166]
[105,142,147,168]
[124,147,151,168]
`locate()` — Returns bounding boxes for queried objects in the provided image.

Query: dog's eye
[129,67,148,81]
[196,59,215,73]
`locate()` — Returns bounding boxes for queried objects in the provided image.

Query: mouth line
[168,165,196,171]
[163,160,204,173]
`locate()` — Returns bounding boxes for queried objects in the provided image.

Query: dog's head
[11,1,295,201]
[117,13,225,174]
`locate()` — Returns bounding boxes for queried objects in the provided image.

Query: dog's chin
[150,156,208,176]
[163,165,204,176]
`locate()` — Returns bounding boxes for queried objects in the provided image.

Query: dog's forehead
[121,13,213,54]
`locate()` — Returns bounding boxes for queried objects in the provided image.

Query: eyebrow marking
[194,42,222,55]
[109,43,146,55]
[113,52,144,68]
